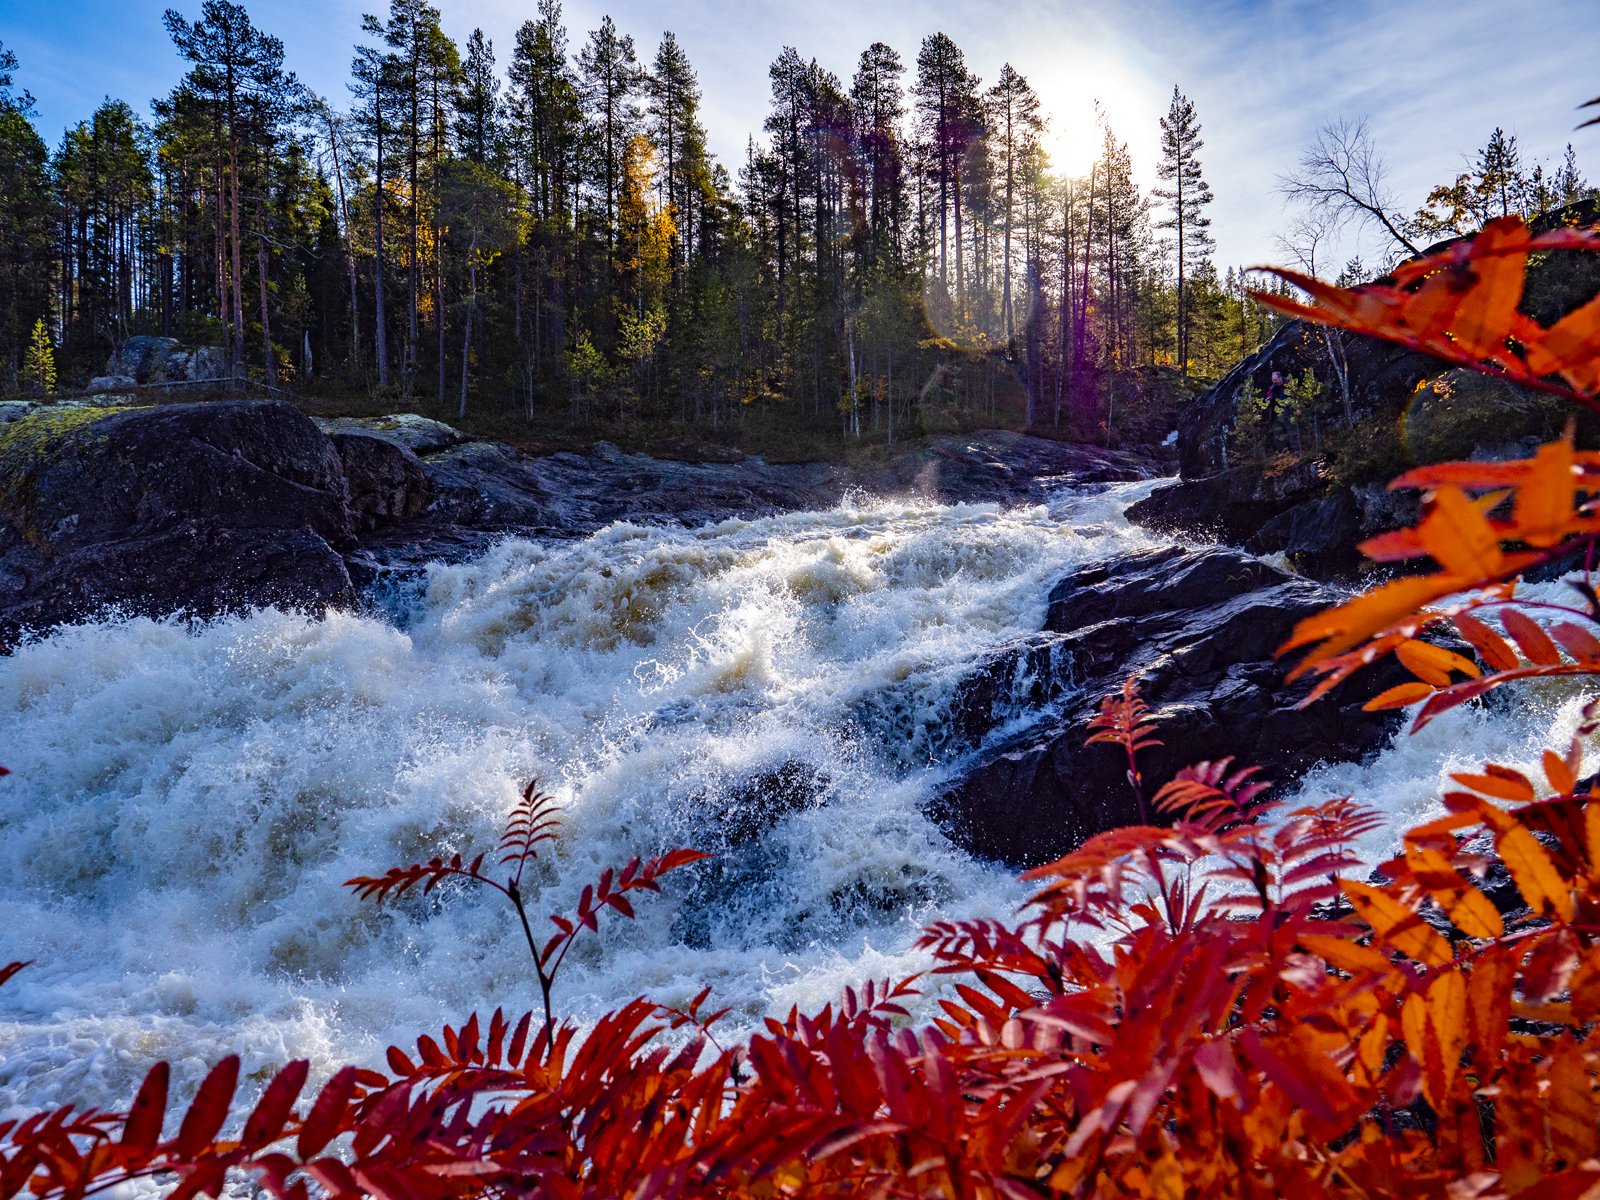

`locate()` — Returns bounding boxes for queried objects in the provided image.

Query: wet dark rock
[417,438,846,533]
[700,761,832,846]
[1244,489,1362,574]
[313,414,468,457]
[0,401,357,642]
[931,545,1405,868]
[861,431,1156,506]
[1126,460,1328,546]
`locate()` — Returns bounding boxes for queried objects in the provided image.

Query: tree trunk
[258,235,275,384]
[459,258,475,419]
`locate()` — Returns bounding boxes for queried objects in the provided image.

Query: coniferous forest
[0,1,1304,450]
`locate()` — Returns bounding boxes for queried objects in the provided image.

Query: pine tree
[647,32,710,272]
[1477,126,1526,218]
[986,64,1042,347]
[0,37,36,115]
[22,317,55,395]
[1555,143,1589,206]
[914,34,980,309]
[506,0,582,391]
[1153,85,1213,376]
[350,33,395,387]
[164,0,298,378]
[849,43,906,271]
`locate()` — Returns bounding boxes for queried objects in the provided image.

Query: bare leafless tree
[1274,209,1337,277]
[1279,117,1420,259]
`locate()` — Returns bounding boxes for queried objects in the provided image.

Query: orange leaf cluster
[1280,430,1600,725]
[1252,216,1600,406]
[1259,219,1600,726]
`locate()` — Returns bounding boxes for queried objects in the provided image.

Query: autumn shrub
[10,214,1600,1198]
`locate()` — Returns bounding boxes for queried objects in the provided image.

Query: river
[0,477,1588,1116]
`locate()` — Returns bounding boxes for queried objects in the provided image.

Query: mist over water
[0,482,1584,1118]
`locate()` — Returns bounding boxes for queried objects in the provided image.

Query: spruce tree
[1477,127,1527,218]
[647,32,709,272]
[913,34,980,308]
[986,64,1042,346]
[163,0,297,378]
[22,318,55,395]
[1556,143,1589,206]
[455,29,501,167]
[849,43,906,271]
[577,16,641,249]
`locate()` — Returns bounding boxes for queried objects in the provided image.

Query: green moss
[0,405,120,551]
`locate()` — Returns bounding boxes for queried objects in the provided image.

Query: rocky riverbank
[0,398,1157,645]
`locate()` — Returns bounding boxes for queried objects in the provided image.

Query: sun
[1026,56,1158,180]
[1041,122,1103,178]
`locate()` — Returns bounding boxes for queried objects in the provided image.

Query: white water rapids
[0,480,1590,1118]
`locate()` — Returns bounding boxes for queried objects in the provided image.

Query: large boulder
[104,337,228,386]
[328,432,432,531]
[417,439,846,533]
[930,545,1404,867]
[0,401,359,641]
[1127,459,1376,576]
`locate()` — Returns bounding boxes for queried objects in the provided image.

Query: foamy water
[0,485,1149,1111]
[0,482,1583,1119]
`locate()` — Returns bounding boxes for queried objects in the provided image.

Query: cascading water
[0,479,1587,1118]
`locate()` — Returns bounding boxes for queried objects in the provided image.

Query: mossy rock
[0,406,122,552]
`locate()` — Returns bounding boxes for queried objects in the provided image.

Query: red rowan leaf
[1454,612,1522,671]
[1342,879,1453,967]
[301,1155,360,1198]
[1499,824,1574,921]
[507,1011,532,1067]
[173,1054,239,1159]
[1365,682,1436,711]
[1402,843,1503,939]
[296,1065,358,1159]
[1500,608,1563,666]
[240,1059,308,1150]
[1546,749,1580,795]
[1512,436,1579,547]
[119,1060,168,1162]
[168,1156,229,1200]
[1450,765,1536,803]
[1551,621,1600,664]
[1235,1029,1345,1126]
[1192,1038,1245,1106]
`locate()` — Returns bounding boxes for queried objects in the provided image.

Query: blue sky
[6,0,1598,269]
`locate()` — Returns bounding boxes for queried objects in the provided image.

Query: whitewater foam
[0,487,1154,1112]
